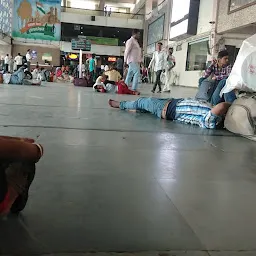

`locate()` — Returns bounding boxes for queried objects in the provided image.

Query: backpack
[224,94,256,138]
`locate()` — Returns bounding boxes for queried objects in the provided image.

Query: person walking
[148,42,167,93]
[4,54,9,72]
[89,54,96,83]
[124,29,141,92]
[26,49,32,72]
[14,53,23,71]
[116,57,123,77]
[163,47,176,93]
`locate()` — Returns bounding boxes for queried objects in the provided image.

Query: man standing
[89,54,96,83]
[26,49,32,72]
[14,53,23,71]
[148,42,167,93]
[163,47,176,93]
[4,54,9,72]
[116,57,123,77]
[124,29,141,92]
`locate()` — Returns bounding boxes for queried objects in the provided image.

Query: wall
[196,0,214,34]
[12,44,60,66]
[61,12,143,29]
[165,0,214,87]
[217,0,256,33]
[172,42,202,87]
[60,41,125,56]
[0,44,11,58]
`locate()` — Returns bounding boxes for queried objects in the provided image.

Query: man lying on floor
[93,75,140,95]
[0,136,43,216]
[109,97,231,129]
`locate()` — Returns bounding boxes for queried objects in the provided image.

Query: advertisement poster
[0,0,12,36]
[12,0,61,41]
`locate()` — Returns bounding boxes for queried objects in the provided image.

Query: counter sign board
[71,39,91,51]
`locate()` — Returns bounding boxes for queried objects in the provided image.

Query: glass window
[186,40,209,71]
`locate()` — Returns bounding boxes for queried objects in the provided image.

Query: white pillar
[79,49,82,78]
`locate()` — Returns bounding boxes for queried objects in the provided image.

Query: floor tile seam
[153,177,207,251]
[0,124,236,137]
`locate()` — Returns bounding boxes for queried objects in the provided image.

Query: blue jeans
[120,97,170,118]
[125,62,140,91]
[210,79,237,105]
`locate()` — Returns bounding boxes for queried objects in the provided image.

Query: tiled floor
[0,83,255,256]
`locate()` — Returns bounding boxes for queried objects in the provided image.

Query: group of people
[123,29,176,94]
[1,50,32,74]
[107,33,238,130]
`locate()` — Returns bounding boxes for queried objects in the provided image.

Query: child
[93,75,140,95]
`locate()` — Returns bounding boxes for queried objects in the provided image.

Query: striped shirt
[204,63,232,81]
[174,99,222,129]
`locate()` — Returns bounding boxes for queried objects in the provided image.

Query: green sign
[86,36,118,46]
[71,39,91,51]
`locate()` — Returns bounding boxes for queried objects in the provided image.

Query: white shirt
[14,55,23,65]
[148,51,167,72]
[104,65,109,72]
[26,52,32,62]
[124,36,141,64]
[4,56,9,64]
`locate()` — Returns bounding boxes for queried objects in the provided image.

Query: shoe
[151,90,155,93]
[157,90,162,93]
[10,164,36,214]
[163,90,171,93]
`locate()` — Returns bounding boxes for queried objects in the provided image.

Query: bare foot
[108,99,120,108]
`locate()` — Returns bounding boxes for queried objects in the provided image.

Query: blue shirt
[89,58,95,72]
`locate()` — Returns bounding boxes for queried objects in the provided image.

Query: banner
[0,0,12,36]
[86,36,118,46]
[12,0,61,41]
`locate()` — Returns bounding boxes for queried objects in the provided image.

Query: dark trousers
[16,65,22,70]
[117,68,123,77]
[5,64,8,72]
[152,70,162,92]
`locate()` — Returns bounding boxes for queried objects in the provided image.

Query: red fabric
[116,81,136,95]
[0,191,10,214]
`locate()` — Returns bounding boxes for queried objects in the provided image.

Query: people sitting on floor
[93,75,140,95]
[104,64,122,82]
[0,136,43,216]
[109,97,231,129]
[10,66,41,85]
[56,66,73,82]
[196,50,236,105]
[32,65,40,80]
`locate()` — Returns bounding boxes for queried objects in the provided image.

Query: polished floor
[0,82,256,256]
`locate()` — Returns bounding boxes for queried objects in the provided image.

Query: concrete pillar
[145,0,152,17]
[99,0,106,15]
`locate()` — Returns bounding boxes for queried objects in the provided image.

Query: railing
[61,6,144,20]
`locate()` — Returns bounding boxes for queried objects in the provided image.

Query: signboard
[12,0,61,41]
[71,39,91,51]
[147,14,165,46]
[169,0,200,41]
[42,52,52,61]
[108,57,116,62]
[87,36,118,46]
[0,0,12,36]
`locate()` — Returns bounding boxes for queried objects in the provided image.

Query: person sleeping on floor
[93,74,140,95]
[0,136,43,216]
[109,97,232,129]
